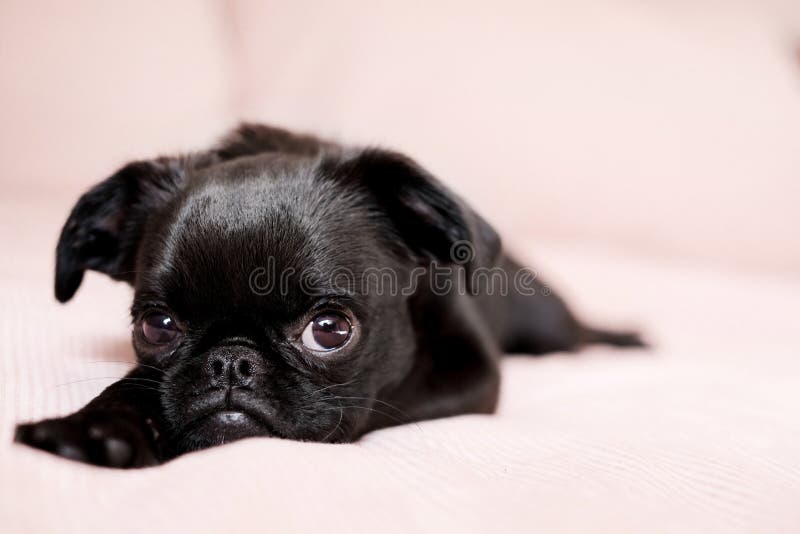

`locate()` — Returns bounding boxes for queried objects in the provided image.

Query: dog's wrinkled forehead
[138,160,386,319]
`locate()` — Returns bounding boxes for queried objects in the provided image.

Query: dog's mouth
[182,397,277,445]
[203,409,262,428]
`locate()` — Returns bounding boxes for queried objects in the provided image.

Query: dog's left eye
[141,313,179,345]
[301,312,352,352]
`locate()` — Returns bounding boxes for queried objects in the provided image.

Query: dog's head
[54,125,500,451]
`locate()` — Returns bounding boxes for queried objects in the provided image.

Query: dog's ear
[55,158,186,302]
[338,150,501,291]
[54,122,329,303]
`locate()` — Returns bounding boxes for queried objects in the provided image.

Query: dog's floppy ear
[54,122,329,303]
[55,158,186,302]
[340,150,502,291]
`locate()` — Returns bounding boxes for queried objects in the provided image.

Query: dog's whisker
[86,361,166,374]
[305,394,413,424]
[110,385,164,395]
[320,404,409,427]
[55,376,161,387]
[306,378,358,398]
[328,396,412,419]
[320,400,425,435]
[321,400,345,442]
[117,377,163,385]
[298,392,346,410]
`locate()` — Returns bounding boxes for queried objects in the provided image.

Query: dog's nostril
[236,358,252,378]
[205,350,261,387]
[211,359,225,377]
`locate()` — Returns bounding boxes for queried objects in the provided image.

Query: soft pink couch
[2,1,799,532]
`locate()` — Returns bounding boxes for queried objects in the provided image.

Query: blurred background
[2,3,800,532]
[2,0,798,276]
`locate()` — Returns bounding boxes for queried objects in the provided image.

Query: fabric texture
[1,1,799,532]
[2,196,799,532]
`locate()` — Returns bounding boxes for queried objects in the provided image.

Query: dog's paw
[14,412,158,468]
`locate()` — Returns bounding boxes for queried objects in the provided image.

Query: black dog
[15,123,643,467]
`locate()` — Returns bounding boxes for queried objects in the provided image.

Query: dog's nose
[204,348,263,388]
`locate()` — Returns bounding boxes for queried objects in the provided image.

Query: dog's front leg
[14,365,165,468]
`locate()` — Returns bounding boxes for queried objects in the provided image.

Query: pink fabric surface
[0,0,235,196]
[231,0,800,275]
[3,0,799,271]
[2,195,799,533]
[2,1,800,532]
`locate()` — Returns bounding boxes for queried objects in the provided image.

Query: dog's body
[15,124,642,467]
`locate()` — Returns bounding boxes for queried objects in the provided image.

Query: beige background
[2,0,799,273]
[1,1,799,533]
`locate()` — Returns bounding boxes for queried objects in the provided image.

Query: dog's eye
[141,313,179,345]
[301,313,352,352]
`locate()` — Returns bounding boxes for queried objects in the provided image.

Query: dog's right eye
[141,313,179,345]
[301,312,352,352]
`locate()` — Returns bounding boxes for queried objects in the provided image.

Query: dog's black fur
[15,123,643,468]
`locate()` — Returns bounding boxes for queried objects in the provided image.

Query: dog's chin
[179,410,274,448]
